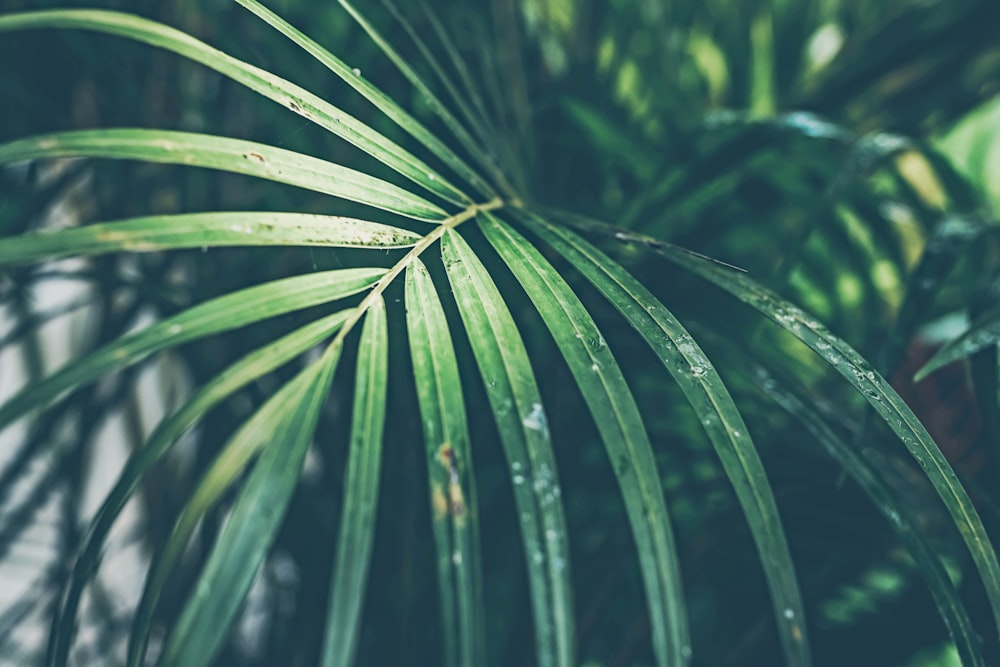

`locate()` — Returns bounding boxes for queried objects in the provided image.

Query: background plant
[1,1,1000,666]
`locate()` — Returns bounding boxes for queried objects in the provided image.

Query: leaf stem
[329,198,504,349]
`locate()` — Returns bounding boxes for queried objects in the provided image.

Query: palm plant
[1,1,999,666]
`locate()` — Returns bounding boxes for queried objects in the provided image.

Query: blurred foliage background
[1,0,1000,665]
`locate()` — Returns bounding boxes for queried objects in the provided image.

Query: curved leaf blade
[233,0,497,200]
[405,258,484,667]
[158,348,341,667]
[478,212,690,667]
[416,0,500,163]
[378,0,496,162]
[0,129,447,221]
[321,296,388,667]
[0,212,420,265]
[754,367,984,667]
[336,0,518,198]
[0,267,384,431]
[127,347,340,666]
[0,9,470,206]
[47,310,351,667]
[656,236,1000,639]
[442,230,573,667]
[520,212,809,666]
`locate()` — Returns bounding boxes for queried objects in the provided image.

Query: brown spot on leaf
[431,486,448,520]
[437,443,454,468]
[436,443,468,520]
[448,481,466,519]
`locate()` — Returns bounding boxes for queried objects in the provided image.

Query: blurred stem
[750,10,776,118]
[11,293,46,381]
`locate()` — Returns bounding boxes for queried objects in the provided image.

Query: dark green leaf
[321,296,388,667]
[656,234,1000,638]
[479,212,691,667]
[521,212,809,665]
[753,366,984,667]
[916,306,1000,381]
[442,230,573,667]
[405,258,484,667]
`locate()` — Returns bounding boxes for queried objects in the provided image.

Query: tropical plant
[1,1,999,666]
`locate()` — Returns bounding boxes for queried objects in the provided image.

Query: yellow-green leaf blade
[0,267,384,431]
[0,129,447,221]
[0,9,470,206]
[0,211,420,266]
[234,0,497,199]
[321,296,389,667]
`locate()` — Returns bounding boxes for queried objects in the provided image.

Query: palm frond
[1,1,998,666]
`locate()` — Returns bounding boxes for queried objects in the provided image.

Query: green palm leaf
[0,212,419,265]
[233,0,498,200]
[656,232,1000,638]
[157,346,342,667]
[916,305,1000,381]
[336,0,518,198]
[478,212,691,667]
[519,211,809,666]
[442,230,573,667]
[1,1,996,664]
[405,258,484,667]
[0,9,470,206]
[0,129,447,221]
[321,296,388,667]
[127,346,339,666]
[0,267,384,430]
[46,310,352,667]
[755,366,985,667]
